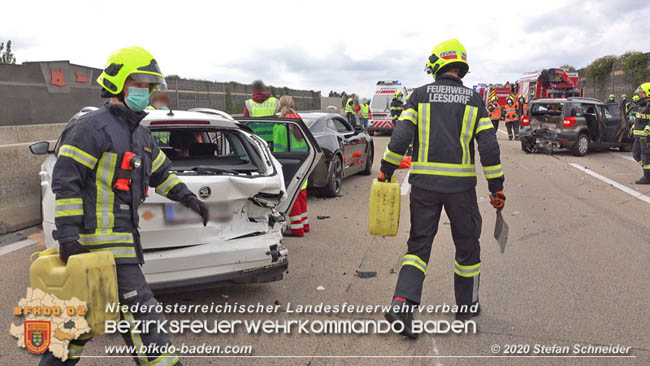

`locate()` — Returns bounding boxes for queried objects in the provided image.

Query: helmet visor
[130,72,167,91]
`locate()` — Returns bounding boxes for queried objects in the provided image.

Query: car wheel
[320,156,343,197]
[619,143,633,152]
[572,133,589,156]
[521,140,536,154]
[360,143,374,175]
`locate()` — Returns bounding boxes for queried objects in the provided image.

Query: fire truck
[368,80,408,135]
[483,84,514,110]
[517,68,581,101]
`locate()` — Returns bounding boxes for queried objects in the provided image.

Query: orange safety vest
[522,103,528,116]
[489,103,502,120]
[504,104,518,123]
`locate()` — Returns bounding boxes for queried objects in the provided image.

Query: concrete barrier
[0,141,55,234]
[0,123,66,145]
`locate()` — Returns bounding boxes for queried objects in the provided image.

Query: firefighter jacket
[487,102,501,120]
[390,99,404,121]
[380,74,504,194]
[504,103,518,123]
[632,103,650,138]
[52,103,193,264]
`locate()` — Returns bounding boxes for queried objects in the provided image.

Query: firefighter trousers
[491,119,500,130]
[393,186,482,306]
[505,121,519,139]
[40,264,181,366]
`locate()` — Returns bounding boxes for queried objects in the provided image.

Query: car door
[599,104,623,142]
[238,117,322,214]
[331,117,366,174]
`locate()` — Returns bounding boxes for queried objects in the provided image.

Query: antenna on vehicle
[167,107,174,117]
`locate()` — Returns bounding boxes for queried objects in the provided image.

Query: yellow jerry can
[30,249,119,337]
[368,177,401,236]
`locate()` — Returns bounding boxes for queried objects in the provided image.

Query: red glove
[490,191,506,211]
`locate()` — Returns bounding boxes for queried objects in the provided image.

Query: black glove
[182,194,209,226]
[59,241,90,263]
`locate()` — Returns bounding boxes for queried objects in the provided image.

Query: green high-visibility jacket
[246,97,279,143]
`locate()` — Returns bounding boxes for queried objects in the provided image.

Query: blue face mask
[125,87,150,112]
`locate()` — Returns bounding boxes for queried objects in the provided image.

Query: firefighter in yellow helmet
[380,39,504,338]
[42,47,208,365]
[631,82,650,184]
[607,94,616,103]
[390,90,404,127]
[487,96,502,129]
[503,96,520,140]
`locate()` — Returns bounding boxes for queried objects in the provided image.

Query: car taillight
[563,117,576,128]
[521,116,529,126]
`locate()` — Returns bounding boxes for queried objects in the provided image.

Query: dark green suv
[519,97,633,156]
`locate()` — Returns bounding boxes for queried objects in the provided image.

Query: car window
[332,118,352,133]
[566,103,584,118]
[271,124,309,153]
[584,105,597,115]
[326,118,337,131]
[603,104,620,119]
[531,103,563,116]
[370,94,392,111]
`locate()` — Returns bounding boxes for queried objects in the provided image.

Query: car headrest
[189,143,216,156]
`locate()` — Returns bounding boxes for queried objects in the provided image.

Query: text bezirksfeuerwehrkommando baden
[106,302,477,315]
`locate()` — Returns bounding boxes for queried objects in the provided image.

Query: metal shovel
[493,210,509,254]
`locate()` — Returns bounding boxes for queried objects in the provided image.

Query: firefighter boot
[635,172,650,184]
[384,298,419,339]
[456,303,481,321]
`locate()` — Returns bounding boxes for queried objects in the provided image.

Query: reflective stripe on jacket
[52,103,192,264]
[390,99,404,120]
[380,74,504,193]
[246,97,279,143]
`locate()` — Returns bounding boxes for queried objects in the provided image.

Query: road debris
[356,271,377,279]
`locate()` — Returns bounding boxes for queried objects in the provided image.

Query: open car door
[237,117,322,215]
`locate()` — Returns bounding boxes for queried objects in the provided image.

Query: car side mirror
[29,141,52,155]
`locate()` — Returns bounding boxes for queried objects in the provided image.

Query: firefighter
[345,93,357,127]
[607,94,616,103]
[620,94,630,116]
[487,97,501,129]
[244,80,279,144]
[517,95,528,120]
[390,90,404,126]
[632,83,650,184]
[41,47,210,366]
[504,96,519,140]
[380,39,505,338]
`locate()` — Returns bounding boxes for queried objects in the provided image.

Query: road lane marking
[0,239,38,256]
[568,163,650,205]
[401,171,411,196]
[497,129,508,136]
[612,152,637,163]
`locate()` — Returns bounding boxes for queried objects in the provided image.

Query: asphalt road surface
[2,130,649,365]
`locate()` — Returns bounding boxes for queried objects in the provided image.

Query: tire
[319,155,343,197]
[521,140,535,154]
[619,143,633,152]
[360,143,374,175]
[571,133,589,156]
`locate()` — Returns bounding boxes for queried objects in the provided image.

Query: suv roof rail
[567,97,602,103]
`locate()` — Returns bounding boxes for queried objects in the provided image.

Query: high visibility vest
[246,97,278,142]
[359,104,370,118]
[345,97,355,114]
[504,104,518,123]
[489,103,501,120]
[273,124,309,189]
[145,105,156,110]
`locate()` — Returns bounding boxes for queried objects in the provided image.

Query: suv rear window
[151,128,261,176]
[531,103,563,117]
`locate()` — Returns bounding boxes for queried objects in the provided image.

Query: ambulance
[368,80,408,135]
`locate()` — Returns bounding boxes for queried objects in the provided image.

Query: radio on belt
[113,151,142,191]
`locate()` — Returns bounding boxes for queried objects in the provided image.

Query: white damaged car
[30,107,321,290]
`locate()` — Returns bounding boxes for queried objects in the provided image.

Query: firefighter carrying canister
[487,97,501,129]
[379,39,505,338]
[631,82,650,185]
[504,96,519,140]
[42,47,210,366]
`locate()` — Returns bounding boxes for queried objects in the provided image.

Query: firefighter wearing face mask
[631,83,650,184]
[380,39,504,338]
[391,90,405,125]
[41,47,210,366]
[504,96,519,140]
[487,97,501,129]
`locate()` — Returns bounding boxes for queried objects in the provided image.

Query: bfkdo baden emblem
[25,320,51,354]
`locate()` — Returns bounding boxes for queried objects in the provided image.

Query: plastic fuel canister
[368,177,401,236]
[29,249,119,337]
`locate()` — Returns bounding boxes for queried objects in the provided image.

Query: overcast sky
[2,0,649,100]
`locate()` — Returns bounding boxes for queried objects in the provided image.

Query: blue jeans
[359,118,368,130]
